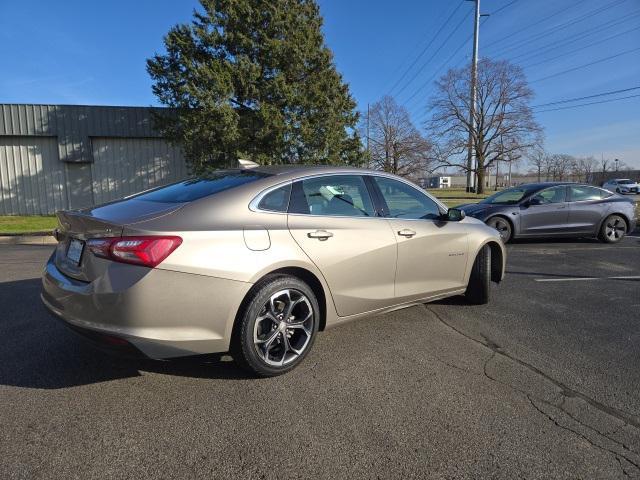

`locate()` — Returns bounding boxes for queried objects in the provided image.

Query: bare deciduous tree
[426,58,542,193]
[527,146,547,182]
[572,156,598,183]
[363,96,432,178]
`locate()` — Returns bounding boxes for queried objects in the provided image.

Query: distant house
[421,176,453,188]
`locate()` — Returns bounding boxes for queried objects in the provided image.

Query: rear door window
[289,175,375,217]
[570,186,608,201]
[133,170,270,203]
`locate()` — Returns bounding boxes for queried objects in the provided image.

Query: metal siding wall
[0,137,67,215]
[91,138,186,204]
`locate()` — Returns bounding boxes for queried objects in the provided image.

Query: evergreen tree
[147,0,362,173]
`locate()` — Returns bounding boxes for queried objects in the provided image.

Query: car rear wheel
[599,214,627,244]
[487,216,512,243]
[233,275,319,377]
[465,245,491,305]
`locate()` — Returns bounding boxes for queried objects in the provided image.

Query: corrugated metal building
[0,104,187,215]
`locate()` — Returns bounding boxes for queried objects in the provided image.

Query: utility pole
[366,103,370,169]
[465,0,481,192]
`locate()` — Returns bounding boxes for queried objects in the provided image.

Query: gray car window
[531,186,566,204]
[374,176,441,220]
[291,175,375,217]
[570,186,607,201]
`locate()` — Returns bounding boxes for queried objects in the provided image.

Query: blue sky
[1,0,639,167]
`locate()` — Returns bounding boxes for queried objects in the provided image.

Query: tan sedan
[42,164,506,376]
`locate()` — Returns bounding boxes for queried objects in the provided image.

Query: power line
[521,25,640,70]
[490,0,519,17]
[488,0,628,58]
[530,47,640,83]
[395,9,472,97]
[386,1,465,96]
[532,86,640,108]
[510,10,640,64]
[406,15,490,119]
[483,0,582,50]
[535,93,640,113]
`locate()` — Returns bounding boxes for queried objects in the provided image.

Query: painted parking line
[535,275,640,282]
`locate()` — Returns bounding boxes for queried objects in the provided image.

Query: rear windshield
[133,170,270,203]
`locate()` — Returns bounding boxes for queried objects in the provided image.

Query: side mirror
[446,208,465,221]
[528,197,542,206]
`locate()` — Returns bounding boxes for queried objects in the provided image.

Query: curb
[0,235,57,245]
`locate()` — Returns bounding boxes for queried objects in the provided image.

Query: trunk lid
[54,199,184,281]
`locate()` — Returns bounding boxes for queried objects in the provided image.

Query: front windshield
[480,186,539,205]
[618,179,634,185]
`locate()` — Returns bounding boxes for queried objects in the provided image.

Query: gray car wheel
[487,216,512,243]
[599,214,627,244]
[234,275,319,377]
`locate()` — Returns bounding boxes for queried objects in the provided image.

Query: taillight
[86,236,182,268]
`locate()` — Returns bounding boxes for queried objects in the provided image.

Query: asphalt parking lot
[1,233,639,479]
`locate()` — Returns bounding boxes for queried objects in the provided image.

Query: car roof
[250,164,376,176]
[513,181,575,189]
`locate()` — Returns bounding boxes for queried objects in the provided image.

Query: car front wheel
[465,245,491,305]
[233,275,319,377]
[599,214,627,244]
[487,216,513,243]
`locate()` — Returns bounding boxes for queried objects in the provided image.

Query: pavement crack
[425,305,640,432]
[527,395,640,476]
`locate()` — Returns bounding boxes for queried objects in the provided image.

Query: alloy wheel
[253,289,314,367]
[489,217,511,241]
[605,215,625,241]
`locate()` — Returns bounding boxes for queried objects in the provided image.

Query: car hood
[458,203,491,215]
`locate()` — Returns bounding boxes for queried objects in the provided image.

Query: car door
[519,186,569,235]
[370,175,469,302]
[287,174,397,317]
[567,185,610,234]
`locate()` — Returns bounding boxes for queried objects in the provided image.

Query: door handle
[397,229,416,238]
[307,230,333,241]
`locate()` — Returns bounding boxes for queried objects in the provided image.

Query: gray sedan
[459,182,637,243]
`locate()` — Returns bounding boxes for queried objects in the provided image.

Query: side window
[373,176,441,220]
[570,185,607,201]
[289,175,375,217]
[531,186,566,204]
[257,184,291,212]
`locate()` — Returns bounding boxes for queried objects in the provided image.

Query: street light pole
[614,158,619,171]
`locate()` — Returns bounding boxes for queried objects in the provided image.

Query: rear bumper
[41,254,252,359]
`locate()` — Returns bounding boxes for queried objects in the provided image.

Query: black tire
[232,275,320,377]
[598,214,627,244]
[465,245,491,305]
[487,216,513,243]
[616,188,621,194]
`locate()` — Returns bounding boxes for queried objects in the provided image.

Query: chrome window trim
[248,180,293,215]
[249,171,447,218]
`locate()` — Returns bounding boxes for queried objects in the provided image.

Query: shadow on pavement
[0,278,250,389]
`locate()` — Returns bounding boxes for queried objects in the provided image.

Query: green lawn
[426,188,493,199]
[427,188,489,208]
[0,216,58,235]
